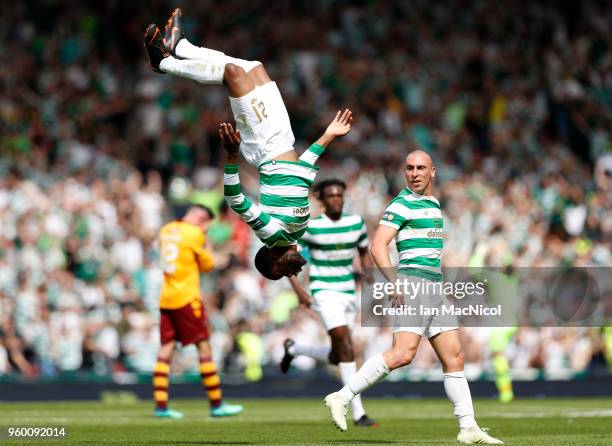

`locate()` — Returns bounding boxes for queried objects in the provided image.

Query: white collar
[405,187,440,205]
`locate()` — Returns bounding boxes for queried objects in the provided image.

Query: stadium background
[0,0,610,398]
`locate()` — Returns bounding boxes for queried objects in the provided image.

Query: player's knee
[332,341,354,363]
[159,342,175,358]
[224,63,247,85]
[389,348,416,368]
[443,348,464,371]
[399,351,416,367]
[197,341,211,357]
[452,348,465,369]
[248,61,268,79]
[339,349,354,363]
[250,60,263,70]
[328,350,339,365]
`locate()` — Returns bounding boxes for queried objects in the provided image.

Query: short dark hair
[255,247,281,280]
[254,246,307,280]
[313,179,346,199]
[189,204,215,219]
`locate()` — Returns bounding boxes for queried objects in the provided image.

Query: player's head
[314,179,346,219]
[254,246,307,280]
[405,150,435,195]
[182,204,215,231]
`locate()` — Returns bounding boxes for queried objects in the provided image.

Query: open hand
[218,122,241,155]
[324,109,353,138]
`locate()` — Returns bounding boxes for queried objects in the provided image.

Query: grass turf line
[0,398,610,445]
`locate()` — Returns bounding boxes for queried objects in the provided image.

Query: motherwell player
[153,205,243,419]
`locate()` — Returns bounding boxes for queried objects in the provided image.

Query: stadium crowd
[0,1,610,380]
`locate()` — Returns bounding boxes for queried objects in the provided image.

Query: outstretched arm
[300,109,353,166]
[220,123,277,243]
[220,122,245,211]
[315,109,353,148]
[221,122,253,214]
[220,123,258,219]
[220,122,240,165]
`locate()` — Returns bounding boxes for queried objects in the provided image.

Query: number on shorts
[251,98,268,122]
[238,113,248,128]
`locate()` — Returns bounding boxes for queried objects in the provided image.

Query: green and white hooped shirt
[380,187,444,282]
[223,143,325,248]
[299,213,369,296]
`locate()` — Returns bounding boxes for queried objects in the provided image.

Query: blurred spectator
[0,0,609,381]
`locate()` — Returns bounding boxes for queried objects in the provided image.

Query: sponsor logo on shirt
[427,228,443,238]
[293,207,309,217]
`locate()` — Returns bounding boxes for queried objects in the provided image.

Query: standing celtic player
[324,150,503,444]
[280,179,378,427]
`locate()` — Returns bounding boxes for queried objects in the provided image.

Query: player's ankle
[337,386,354,402]
[459,421,478,432]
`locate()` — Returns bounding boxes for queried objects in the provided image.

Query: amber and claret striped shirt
[158,221,214,309]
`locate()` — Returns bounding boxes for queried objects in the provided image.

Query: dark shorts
[160,299,209,345]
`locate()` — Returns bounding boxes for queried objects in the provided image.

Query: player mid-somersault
[145,9,353,279]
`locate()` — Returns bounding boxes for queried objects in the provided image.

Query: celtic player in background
[280,179,378,427]
[154,205,243,419]
[324,150,503,444]
[145,8,353,280]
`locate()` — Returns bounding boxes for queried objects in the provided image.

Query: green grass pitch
[0,398,610,445]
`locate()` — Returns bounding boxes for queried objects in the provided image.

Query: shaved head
[404,150,435,195]
[406,150,433,166]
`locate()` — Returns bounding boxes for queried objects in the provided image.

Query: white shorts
[393,324,458,339]
[393,308,458,339]
[311,290,357,331]
[229,81,295,167]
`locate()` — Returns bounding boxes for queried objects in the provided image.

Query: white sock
[175,38,261,73]
[159,55,225,85]
[443,371,477,431]
[339,362,366,420]
[175,38,225,60]
[337,353,390,402]
[291,344,330,362]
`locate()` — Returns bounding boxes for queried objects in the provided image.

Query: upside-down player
[154,205,243,419]
[145,8,352,280]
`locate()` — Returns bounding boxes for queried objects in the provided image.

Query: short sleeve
[299,229,313,248]
[357,218,369,248]
[379,199,407,230]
